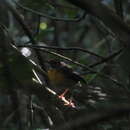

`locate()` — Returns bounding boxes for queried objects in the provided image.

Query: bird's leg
[58,89,75,108]
[59,95,75,108]
[64,98,75,108]
[58,88,69,99]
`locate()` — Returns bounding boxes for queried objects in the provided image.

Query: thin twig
[18,44,105,59]
[89,48,123,68]
[48,0,77,10]
[5,1,47,71]
[0,20,123,88]
[18,46,124,87]
[13,0,87,22]
[54,103,130,130]
[3,1,125,88]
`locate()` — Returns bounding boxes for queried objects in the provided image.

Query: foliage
[0,0,130,130]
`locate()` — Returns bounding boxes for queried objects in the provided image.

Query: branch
[13,0,86,22]
[53,103,130,130]
[18,44,105,59]
[66,0,130,44]
[18,45,124,87]
[4,0,46,71]
[89,48,123,68]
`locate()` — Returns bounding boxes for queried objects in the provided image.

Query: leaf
[40,22,48,30]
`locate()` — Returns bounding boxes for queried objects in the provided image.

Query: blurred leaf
[85,74,97,83]
[40,22,48,30]
[63,8,79,18]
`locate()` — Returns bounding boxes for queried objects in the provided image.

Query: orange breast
[47,69,65,86]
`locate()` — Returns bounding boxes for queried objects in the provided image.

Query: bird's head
[48,59,61,69]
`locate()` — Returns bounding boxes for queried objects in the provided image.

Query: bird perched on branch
[47,60,87,107]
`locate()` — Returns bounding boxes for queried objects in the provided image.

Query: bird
[47,60,87,107]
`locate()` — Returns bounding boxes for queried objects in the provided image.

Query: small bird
[47,60,86,107]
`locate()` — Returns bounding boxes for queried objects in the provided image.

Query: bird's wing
[60,64,86,84]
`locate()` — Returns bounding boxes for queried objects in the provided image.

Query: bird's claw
[59,96,75,108]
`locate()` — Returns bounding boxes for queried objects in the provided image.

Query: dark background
[0,0,130,130]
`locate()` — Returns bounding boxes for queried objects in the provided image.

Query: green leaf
[40,22,48,30]
[85,74,97,83]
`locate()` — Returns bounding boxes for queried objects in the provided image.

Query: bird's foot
[58,88,69,99]
[58,89,75,108]
[64,98,75,108]
[59,96,75,108]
